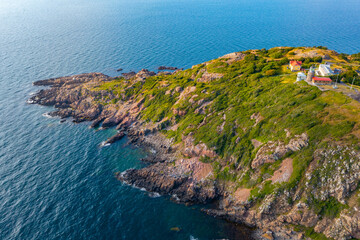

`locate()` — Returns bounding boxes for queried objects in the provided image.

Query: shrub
[308,196,346,218]
[250,181,275,201]
[313,56,323,63]
[270,52,284,59]
[250,73,263,80]
[244,54,257,62]
[293,226,329,240]
[339,53,349,61]
[264,69,277,76]
[199,155,213,163]
[278,57,289,65]
[338,70,360,85]
[317,46,328,50]
[213,94,228,111]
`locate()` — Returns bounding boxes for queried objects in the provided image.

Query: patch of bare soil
[234,188,251,203]
[270,158,293,183]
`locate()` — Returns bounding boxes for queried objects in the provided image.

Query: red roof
[290,61,302,66]
[312,77,332,82]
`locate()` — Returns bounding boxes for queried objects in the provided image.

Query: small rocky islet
[29,47,360,240]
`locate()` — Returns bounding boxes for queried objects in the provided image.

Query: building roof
[319,64,331,68]
[312,77,332,82]
[319,64,334,75]
[297,72,306,77]
[290,61,302,66]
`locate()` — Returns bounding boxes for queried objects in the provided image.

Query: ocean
[1,0,360,239]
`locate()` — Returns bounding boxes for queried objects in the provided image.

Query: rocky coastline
[27,71,307,239]
[28,71,219,204]
[28,47,360,240]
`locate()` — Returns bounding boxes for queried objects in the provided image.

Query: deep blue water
[1,0,360,239]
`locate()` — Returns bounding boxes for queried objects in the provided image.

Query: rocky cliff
[29,47,360,240]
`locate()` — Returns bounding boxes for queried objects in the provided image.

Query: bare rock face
[321,211,360,239]
[29,73,113,122]
[121,71,136,79]
[279,202,319,227]
[172,108,187,116]
[174,86,183,93]
[104,132,125,144]
[220,52,246,63]
[135,69,156,80]
[197,71,223,82]
[157,71,172,76]
[251,140,286,168]
[250,112,264,126]
[117,163,217,204]
[157,66,178,71]
[182,134,217,159]
[293,48,329,58]
[32,72,109,87]
[29,73,146,145]
[118,164,187,193]
[306,145,360,203]
[314,218,333,233]
[251,133,308,169]
[194,100,212,115]
[175,86,196,103]
[287,133,309,151]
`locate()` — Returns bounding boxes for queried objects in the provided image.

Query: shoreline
[27,71,299,240]
[28,71,259,238]
[28,47,360,240]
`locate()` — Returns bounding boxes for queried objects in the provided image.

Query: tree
[313,56,323,63]
[337,70,360,86]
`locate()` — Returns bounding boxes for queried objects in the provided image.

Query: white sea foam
[128,183,146,192]
[42,112,54,118]
[189,236,199,240]
[99,141,110,147]
[119,170,128,178]
[172,194,180,202]
[148,192,161,198]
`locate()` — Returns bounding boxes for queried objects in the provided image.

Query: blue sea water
[1,0,360,239]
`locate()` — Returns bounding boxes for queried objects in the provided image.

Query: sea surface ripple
[1,0,360,239]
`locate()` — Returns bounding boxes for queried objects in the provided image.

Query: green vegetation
[91,47,360,183]
[250,180,276,201]
[199,155,213,163]
[331,70,360,86]
[91,47,360,222]
[308,196,347,219]
[291,56,323,69]
[351,52,360,61]
[293,225,331,240]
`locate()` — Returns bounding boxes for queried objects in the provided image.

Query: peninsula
[29,47,360,240]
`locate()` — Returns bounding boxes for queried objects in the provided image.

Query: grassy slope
[93,47,360,222]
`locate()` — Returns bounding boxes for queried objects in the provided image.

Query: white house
[296,72,306,81]
[318,64,334,76]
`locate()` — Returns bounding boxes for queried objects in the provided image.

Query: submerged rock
[170,227,181,232]
[104,132,125,145]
